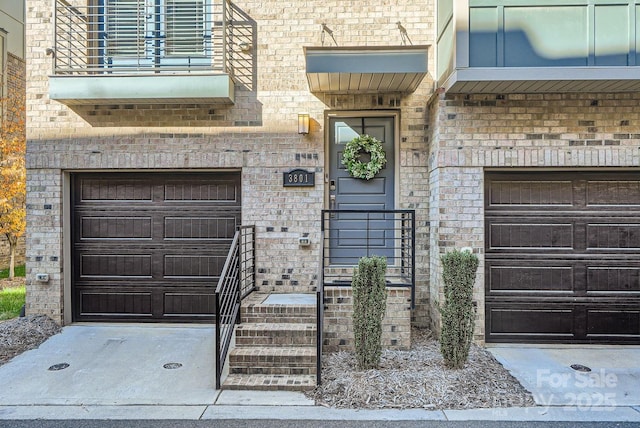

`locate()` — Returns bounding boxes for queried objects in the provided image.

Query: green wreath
[341,135,387,180]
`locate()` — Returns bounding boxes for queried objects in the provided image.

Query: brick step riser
[223,386,312,391]
[229,367,317,375]
[235,337,316,346]
[242,308,316,318]
[222,383,313,392]
[241,306,316,318]
[241,316,316,324]
[229,356,316,367]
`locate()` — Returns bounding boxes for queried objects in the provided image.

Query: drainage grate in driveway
[570,363,591,372]
[163,363,183,370]
[48,363,70,371]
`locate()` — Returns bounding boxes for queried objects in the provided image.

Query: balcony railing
[437,0,640,93]
[320,210,416,308]
[53,0,232,75]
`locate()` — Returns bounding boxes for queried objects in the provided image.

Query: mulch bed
[306,328,535,410]
[0,274,62,366]
[0,315,61,366]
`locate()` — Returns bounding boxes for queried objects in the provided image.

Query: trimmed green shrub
[352,256,387,370]
[439,249,479,369]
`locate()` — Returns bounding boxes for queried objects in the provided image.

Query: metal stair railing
[215,225,255,389]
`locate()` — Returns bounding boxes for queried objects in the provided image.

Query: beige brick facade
[427,92,640,342]
[25,0,640,345]
[323,287,411,352]
[25,0,435,327]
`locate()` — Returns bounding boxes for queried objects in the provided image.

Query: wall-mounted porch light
[298,113,310,134]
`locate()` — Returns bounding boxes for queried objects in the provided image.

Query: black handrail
[215,225,255,389]
[315,288,323,386]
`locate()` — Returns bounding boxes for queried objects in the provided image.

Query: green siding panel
[438,0,454,37]
[49,74,235,104]
[470,7,498,67]
[437,20,454,82]
[504,6,588,67]
[595,5,629,66]
[441,1,640,90]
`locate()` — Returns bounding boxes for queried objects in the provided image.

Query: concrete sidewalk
[0,324,638,421]
[0,391,639,421]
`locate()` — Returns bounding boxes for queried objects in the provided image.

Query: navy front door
[328,116,395,264]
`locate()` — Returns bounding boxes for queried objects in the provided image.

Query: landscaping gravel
[0,314,61,366]
[306,328,536,410]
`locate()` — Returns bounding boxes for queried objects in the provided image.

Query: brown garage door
[72,172,241,322]
[485,172,640,344]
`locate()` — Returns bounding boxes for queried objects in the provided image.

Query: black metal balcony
[51,0,238,105]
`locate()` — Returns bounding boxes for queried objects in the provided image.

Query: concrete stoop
[222,293,317,391]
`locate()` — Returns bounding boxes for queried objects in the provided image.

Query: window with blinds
[103,0,210,65]
[104,0,145,57]
[165,0,206,56]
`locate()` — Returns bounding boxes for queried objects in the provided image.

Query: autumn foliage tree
[0,85,26,278]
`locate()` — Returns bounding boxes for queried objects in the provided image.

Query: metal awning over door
[304,46,429,94]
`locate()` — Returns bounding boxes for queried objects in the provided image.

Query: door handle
[329,195,336,217]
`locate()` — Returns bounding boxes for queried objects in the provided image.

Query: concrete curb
[1,404,639,421]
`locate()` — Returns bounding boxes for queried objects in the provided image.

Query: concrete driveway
[1,322,638,413]
[489,345,640,408]
[0,324,218,406]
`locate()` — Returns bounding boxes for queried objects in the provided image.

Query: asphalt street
[0,420,639,428]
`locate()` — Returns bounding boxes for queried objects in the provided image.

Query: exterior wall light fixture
[298,113,310,134]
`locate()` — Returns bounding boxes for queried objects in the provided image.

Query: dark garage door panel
[72,172,241,322]
[486,304,640,342]
[485,172,640,344]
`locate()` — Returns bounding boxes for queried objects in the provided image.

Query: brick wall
[323,286,412,352]
[6,53,25,105]
[25,0,436,325]
[427,92,640,342]
[25,169,63,318]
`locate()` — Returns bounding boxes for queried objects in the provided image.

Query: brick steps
[221,293,318,391]
[241,314,316,324]
[235,323,316,346]
[223,374,316,391]
[229,347,316,375]
[240,293,316,324]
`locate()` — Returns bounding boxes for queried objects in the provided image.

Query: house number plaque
[283,169,315,187]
